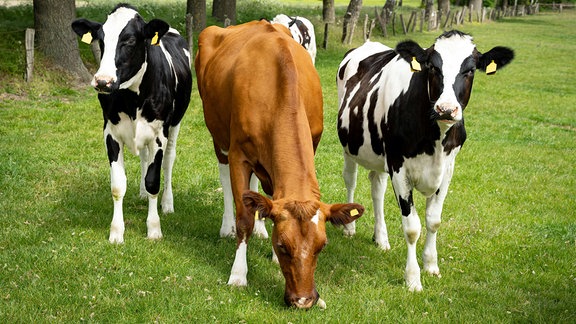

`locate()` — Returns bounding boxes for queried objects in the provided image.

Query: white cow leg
[369,171,390,251]
[147,194,162,240]
[139,147,149,199]
[109,155,126,244]
[218,163,236,238]
[161,124,180,214]
[423,161,453,277]
[342,152,359,236]
[250,173,269,239]
[402,210,422,292]
[228,239,248,286]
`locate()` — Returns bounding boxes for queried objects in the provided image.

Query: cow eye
[276,243,288,255]
[123,37,136,47]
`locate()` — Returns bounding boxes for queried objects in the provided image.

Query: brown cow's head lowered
[243,191,365,309]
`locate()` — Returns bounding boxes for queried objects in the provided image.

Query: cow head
[395,30,514,125]
[72,4,169,94]
[243,191,364,309]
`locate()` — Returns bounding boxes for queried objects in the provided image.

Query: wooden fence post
[25,28,34,83]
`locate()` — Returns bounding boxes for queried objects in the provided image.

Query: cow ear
[395,40,427,69]
[144,19,170,46]
[71,18,102,44]
[477,46,514,75]
[324,203,365,226]
[242,190,274,221]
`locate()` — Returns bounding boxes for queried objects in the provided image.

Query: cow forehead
[433,34,476,67]
[103,7,138,40]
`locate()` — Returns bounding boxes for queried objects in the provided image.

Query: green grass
[1,1,575,322]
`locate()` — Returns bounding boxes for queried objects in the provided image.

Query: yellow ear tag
[81,32,92,44]
[486,60,497,75]
[255,210,259,220]
[350,209,359,217]
[151,32,159,46]
[410,57,421,72]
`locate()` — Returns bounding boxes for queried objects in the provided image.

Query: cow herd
[72,3,514,309]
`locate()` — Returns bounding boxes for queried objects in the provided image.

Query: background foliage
[0,1,575,322]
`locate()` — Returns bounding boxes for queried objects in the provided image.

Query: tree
[212,0,236,25]
[187,0,206,32]
[323,0,335,23]
[438,0,450,15]
[342,0,362,44]
[34,0,90,82]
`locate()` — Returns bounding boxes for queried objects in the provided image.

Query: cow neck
[267,115,320,202]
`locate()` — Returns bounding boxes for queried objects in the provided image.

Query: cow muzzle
[285,290,320,309]
[434,103,461,123]
[91,76,116,94]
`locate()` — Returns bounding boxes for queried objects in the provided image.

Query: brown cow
[195,20,365,309]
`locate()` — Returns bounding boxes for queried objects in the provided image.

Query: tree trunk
[187,0,206,32]
[342,0,362,44]
[34,0,90,82]
[470,0,483,13]
[424,0,434,25]
[323,0,335,23]
[438,0,450,15]
[212,0,236,25]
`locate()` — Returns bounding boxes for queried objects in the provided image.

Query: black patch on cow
[106,134,121,165]
[338,50,397,155]
[288,17,311,48]
[443,119,467,153]
[398,192,413,217]
[145,149,164,195]
[98,90,139,125]
[383,70,440,173]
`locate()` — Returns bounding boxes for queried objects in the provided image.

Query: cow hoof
[220,228,236,238]
[147,230,163,240]
[109,234,124,244]
[407,280,423,292]
[375,240,391,251]
[162,203,174,214]
[425,268,441,278]
[227,276,247,286]
[317,298,327,309]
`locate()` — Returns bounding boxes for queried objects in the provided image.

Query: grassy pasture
[1,1,575,322]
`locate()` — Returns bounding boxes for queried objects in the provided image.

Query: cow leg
[251,174,269,239]
[106,133,126,244]
[342,152,358,236]
[143,137,167,240]
[228,160,253,286]
[368,171,390,250]
[161,124,180,214]
[218,163,236,238]
[139,146,149,199]
[392,174,422,292]
[423,159,455,277]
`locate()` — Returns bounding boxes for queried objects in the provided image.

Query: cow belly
[402,150,458,197]
[345,144,386,173]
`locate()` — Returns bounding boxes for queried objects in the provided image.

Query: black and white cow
[272,14,316,65]
[71,4,192,243]
[337,30,513,291]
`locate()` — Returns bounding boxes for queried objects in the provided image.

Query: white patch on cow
[119,60,147,94]
[134,110,163,155]
[311,209,320,225]
[218,163,236,238]
[159,42,177,85]
[433,34,476,122]
[228,240,248,286]
[94,6,139,87]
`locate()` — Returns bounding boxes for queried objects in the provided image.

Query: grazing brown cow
[195,20,365,309]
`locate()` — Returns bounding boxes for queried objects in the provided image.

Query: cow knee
[426,214,441,233]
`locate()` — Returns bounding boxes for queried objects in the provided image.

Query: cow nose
[435,103,459,121]
[92,77,114,93]
[285,291,320,309]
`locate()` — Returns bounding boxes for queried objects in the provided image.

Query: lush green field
[1,1,575,322]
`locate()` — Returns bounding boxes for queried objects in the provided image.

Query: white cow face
[72,4,169,94]
[396,31,514,125]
